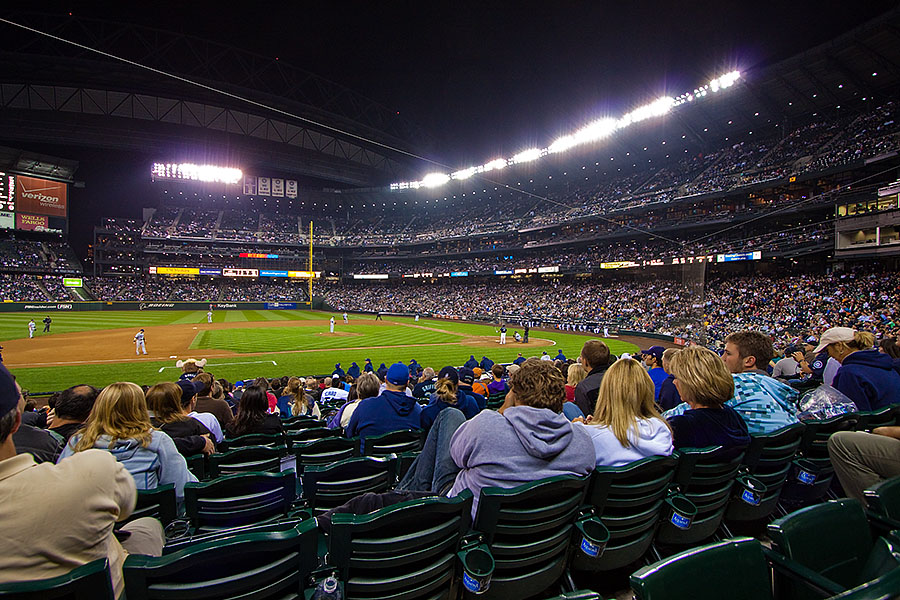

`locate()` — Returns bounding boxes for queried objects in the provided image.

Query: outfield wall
[0,301,311,312]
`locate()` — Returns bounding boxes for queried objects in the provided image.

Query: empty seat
[293,437,358,473]
[0,558,114,600]
[282,416,322,431]
[207,446,286,478]
[302,455,397,514]
[574,455,677,572]
[471,475,589,600]
[286,427,341,447]
[184,470,296,532]
[854,404,899,432]
[327,490,475,600]
[219,433,286,451]
[631,537,772,600]
[121,483,178,527]
[864,474,900,531]
[361,429,424,456]
[780,413,858,508]
[123,521,318,600]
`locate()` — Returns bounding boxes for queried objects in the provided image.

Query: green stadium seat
[292,437,358,473]
[767,498,900,600]
[724,423,805,527]
[162,518,307,554]
[184,470,296,532]
[854,404,900,432]
[864,474,900,532]
[780,413,859,508]
[630,537,772,600]
[207,446,286,478]
[301,455,397,514]
[285,427,341,448]
[120,483,178,527]
[573,455,677,573]
[361,429,424,456]
[282,415,321,431]
[184,453,207,481]
[123,520,318,600]
[327,490,475,600]
[543,592,604,600]
[219,433,286,451]
[471,474,590,600]
[827,568,900,600]
[0,558,115,600]
[653,446,745,550]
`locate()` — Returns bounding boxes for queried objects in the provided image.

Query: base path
[2,318,555,368]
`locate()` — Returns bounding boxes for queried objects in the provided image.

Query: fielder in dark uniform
[42,316,52,332]
[523,324,529,343]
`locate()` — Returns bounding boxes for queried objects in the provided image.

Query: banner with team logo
[258,177,271,195]
[286,180,298,198]
[272,178,284,197]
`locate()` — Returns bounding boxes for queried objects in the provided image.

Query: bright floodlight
[548,135,577,154]
[452,167,477,180]
[421,172,451,187]
[512,148,543,164]
[482,158,508,171]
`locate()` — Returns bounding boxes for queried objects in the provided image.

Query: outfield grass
[0,310,639,393]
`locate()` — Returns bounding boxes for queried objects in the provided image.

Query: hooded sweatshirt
[575,417,673,467]
[448,405,595,515]
[58,430,197,500]
[833,350,900,411]
[344,389,423,439]
[420,390,480,429]
[347,362,361,379]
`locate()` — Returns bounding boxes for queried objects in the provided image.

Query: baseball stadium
[1,3,900,599]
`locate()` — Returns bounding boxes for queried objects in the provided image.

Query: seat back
[472,475,589,600]
[219,433,286,451]
[864,474,900,526]
[768,498,873,600]
[655,446,745,547]
[184,453,207,481]
[799,413,859,459]
[0,558,114,600]
[630,537,772,600]
[854,404,899,432]
[123,484,178,527]
[123,521,318,600]
[727,423,805,523]
[361,429,424,456]
[293,437,358,473]
[575,455,677,572]
[302,455,397,513]
[282,416,321,431]
[286,427,341,447]
[207,446,286,478]
[781,414,858,506]
[828,567,900,600]
[329,491,474,600]
[184,470,296,532]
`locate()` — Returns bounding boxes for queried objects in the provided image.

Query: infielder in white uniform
[28,319,36,338]
[329,317,335,333]
[134,329,147,355]
[342,312,348,324]
[603,326,609,337]
[207,310,213,323]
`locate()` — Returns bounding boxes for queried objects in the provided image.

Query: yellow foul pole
[308,220,313,305]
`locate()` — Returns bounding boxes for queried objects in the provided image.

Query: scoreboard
[0,171,68,233]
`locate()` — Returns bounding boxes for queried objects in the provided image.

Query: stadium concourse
[4,5,900,600]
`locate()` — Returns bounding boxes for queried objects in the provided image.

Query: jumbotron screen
[0,172,68,233]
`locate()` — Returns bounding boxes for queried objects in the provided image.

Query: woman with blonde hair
[327,372,380,430]
[816,327,900,410]
[145,382,215,457]
[286,377,321,418]
[574,358,672,466]
[665,346,749,450]
[565,363,587,403]
[58,382,197,499]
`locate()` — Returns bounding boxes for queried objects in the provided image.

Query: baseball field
[0,310,641,393]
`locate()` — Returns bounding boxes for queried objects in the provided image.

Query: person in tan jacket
[0,365,163,597]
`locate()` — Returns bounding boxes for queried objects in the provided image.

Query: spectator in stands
[829,428,900,503]
[457,367,486,411]
[345,363,423,439]
[641,346,668,401]
[347,362,361,379]
[665,346,750,450]
[717,330,800,434]
[772,345,802,379]
[0,366,163,597]
[513,352,526,365]
[420,367,479,429]
[13,399,64,464]
[146,382,215,457]
[573,358,673,465]
[47,384,98,441]
[488,364,510,401]
[193,372,233,430]
[178,379,224,443]
[879,337,900,360]
[657,348,682,411]
[209,380,232,417]
[321,376,350,404]
[397,359,595,516]
[573,340,612,418]
[226,385,284,438]
[464,355,478,369]
[59,382,197,500]
[479,356,494,372]
[304,377,322,404]
[287,377,321,418]
[328,372,380,430]
[253,377,279,413]
[564,363,586,403]
[817,327,900,411]
[413,367,438,400]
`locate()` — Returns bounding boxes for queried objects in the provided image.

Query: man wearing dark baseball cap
[0,364,164,595]
[641,345,668,401]
[345,363,423,440]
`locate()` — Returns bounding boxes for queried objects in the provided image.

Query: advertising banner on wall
[16,213,49,231]
[15,175,67,217]
[0,211,13,229]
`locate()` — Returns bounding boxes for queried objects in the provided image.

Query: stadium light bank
[390,70,741,191]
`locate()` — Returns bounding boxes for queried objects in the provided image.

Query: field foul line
[158,360,277,373]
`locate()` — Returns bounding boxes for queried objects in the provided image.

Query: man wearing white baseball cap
[816,327,900,411]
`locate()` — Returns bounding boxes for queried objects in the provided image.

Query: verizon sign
[16,175,67,217]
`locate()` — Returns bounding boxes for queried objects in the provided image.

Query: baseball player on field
[498,324,507,345]
[207,310,213,323]
[134,329,147,355]
[330,317,335,333]
[343,312,348,324]
[28,319,36,339]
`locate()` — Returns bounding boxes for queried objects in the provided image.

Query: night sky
[3,1,899,255]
